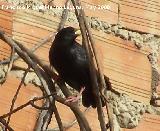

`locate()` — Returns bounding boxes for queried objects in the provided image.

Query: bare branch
[71,0,107,130]
[0,94,54,119]
[0,32,55,65]
[57,0,70,31]
[75,2,115,131]
[5,66,31,131]
[14,37,90,131]
[0,5,91,129]
[5,46,15,79]
[0,31,63,131]
[0,118,14,131]
[47,107,91,131]
[13,43,63,131]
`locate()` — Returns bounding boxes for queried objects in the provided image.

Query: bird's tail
[82,88,105,108]
[82,75,112,108]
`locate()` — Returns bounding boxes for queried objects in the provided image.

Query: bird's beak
[75,29,81,36]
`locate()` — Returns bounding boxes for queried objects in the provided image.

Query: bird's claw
[65,95,80,103]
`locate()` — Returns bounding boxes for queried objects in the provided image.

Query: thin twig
[0,31,63,131]
[5,66,31,131]
[47,0,55,5]
[30,4,90,130]
[47,119,77,131]
[52,101,64,131]
[35,4,71,129]
[14,38,89,131]
[77,1,114,131]
[57,95,91,131]
[30,101,50,110]
[0,32,55,65]
[5,46,15,79]
[71,0,107,130]
[56,79,91,131]
[0,30,90,131]
[0,94,54,119]
[0,118,14,131]
[106,102,114,131]
[13,42,63,131]
[57,0,70,31]
[47,107,91,131]
[117,2,120,25]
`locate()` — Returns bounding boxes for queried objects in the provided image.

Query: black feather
[49,27,111,107]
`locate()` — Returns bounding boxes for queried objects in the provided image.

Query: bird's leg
[53,75,60,81]
[65,87,85,103]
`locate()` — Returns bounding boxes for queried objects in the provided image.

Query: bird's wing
[68,43,91,85]
[69,43,89,70]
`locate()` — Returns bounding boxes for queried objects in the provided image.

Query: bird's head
[55,27,81,45]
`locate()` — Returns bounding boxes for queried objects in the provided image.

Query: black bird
[49,27,111,107]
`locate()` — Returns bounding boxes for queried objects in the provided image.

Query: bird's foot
[54,75,60,81]
[65,95,81,103]
[65,87,85,103]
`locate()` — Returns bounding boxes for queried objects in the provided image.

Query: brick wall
[0,74,42,131]
[0,0,160,130]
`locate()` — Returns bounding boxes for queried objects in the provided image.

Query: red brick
[0,74,42,131]
[119,0,160,35]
